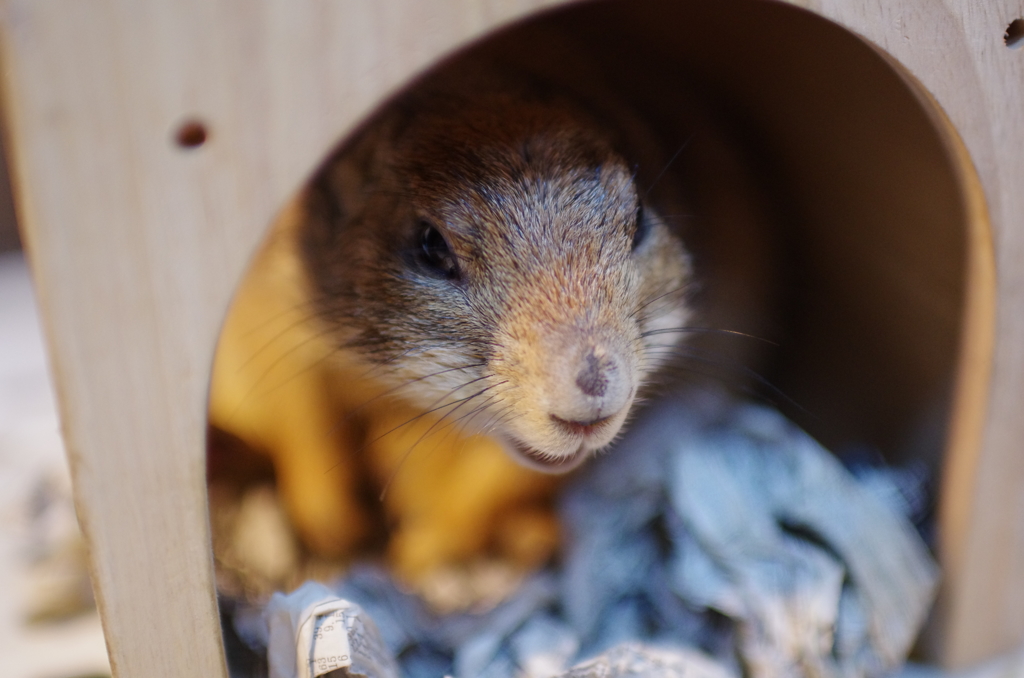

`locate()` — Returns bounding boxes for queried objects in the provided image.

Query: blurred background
[0,139,110,678]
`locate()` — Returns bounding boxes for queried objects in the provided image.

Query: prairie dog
[301,74,692,473]
[210,66,773,589]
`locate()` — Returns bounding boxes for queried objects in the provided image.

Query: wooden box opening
[207,0,991,628]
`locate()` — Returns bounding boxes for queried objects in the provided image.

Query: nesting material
[244,393,938,678]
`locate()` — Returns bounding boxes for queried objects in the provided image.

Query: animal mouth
[499,411,625,474]
[549,414,614,438]
[510,440,590,474]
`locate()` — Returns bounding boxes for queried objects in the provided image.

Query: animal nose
[576,350,610,397]
[548,345,633,429]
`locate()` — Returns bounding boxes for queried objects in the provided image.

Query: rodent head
[301,86,691,473]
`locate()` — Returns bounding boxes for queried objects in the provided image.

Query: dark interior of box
[428,0,973,477]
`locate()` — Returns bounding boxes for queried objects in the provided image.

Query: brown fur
[301,73,691,468]
[209,65,774,596]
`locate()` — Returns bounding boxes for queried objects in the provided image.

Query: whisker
[222,331,336,424]
[343,361,488,419]
[247,343,339,401]
[378,382,506,500]
[631,284,690,320]
[324,385,485,479]
[483,405,521,438]
[416,393,502,462]
[336,373,499,458]
[445,393,503,439]
[235,313,323,373]
[237,298,319,339]
[642,326,778,346]
[643,134,693,198]
[649,347,809,417]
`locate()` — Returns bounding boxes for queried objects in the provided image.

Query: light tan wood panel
[812,1,1022,667]
[0,2,564,676]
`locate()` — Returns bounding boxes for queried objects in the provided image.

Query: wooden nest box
[2,0,1020,675]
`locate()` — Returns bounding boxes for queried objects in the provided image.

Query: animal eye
[419,221,460,280]
[631,202,650,251]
